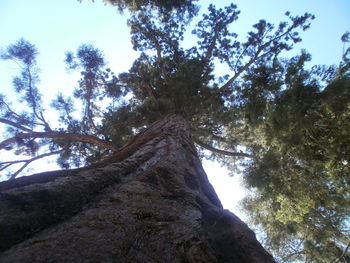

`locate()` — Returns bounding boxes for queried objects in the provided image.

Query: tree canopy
[0,2,349,262]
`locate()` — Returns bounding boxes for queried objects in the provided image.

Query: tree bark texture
[0,114,275,263]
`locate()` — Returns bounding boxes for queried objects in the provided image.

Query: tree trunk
[0,114,275,263]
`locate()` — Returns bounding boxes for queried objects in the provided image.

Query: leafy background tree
[238,47,350,262]
[0,0,349,262]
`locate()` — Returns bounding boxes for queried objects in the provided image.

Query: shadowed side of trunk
[0,114,275,263]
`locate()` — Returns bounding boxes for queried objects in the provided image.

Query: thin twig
[9,149,65,179]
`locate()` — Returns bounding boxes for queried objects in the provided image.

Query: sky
[0,0,349,218]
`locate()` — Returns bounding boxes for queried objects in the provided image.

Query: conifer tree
[1,2,348,262]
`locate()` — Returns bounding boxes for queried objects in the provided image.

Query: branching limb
[137,68,157,99]
[3,149,65,179]
[38,111,52,131]
[0,118,32,132]
[219,45,272,91]
[220,18,310,91]
[1,100,42,127]
[1,93,50,130]
[0,131,119,152]
[193,137,251,158]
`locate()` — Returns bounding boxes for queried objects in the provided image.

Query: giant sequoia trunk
[0,114,275,263]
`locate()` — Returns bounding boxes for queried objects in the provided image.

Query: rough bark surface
[0,114,276,263]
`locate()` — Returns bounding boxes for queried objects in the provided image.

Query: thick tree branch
[193,137,251,158]
[0,132,119,152]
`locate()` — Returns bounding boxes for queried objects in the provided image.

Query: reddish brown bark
[0,114,275,263]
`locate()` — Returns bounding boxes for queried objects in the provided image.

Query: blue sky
[0,0,349,217]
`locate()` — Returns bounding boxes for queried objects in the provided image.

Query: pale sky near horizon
[0,0,349,218]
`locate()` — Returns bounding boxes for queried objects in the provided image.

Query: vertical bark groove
[0,114,275,263]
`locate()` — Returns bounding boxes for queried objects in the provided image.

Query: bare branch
[193,137,251,158]
[0,163,12,172]
[0,131,119,152]
[8,149,64,179]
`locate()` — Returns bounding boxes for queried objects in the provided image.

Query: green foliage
[0,39,46,157]
[239,51,350,262]
[1,39,41,112]
[103,0,198,18]
[1,3,348,261]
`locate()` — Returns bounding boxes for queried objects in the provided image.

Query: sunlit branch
[193,137,251,158]
[0,131,119,152]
